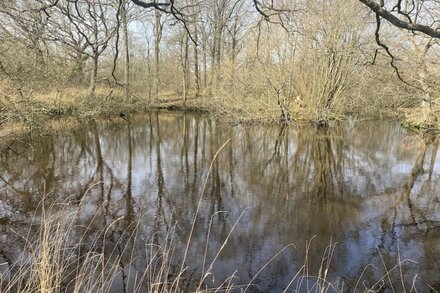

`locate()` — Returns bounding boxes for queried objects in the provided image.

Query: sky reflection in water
[0,112,439,292]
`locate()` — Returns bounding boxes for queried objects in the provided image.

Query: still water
[0,111,440,292]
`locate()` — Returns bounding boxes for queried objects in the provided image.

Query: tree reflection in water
[0,112,439,291]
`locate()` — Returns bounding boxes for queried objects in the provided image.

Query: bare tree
[0,1,49,68]
[56,0,119,96]
[191,0,201,97]
[121,0,131,101]
[154,9,164,101]
[0,0,438,128]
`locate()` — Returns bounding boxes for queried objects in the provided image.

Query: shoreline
[1,98,437,152]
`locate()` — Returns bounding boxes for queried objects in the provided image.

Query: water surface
[0,112,439,292]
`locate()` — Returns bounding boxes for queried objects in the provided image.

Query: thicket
[0,0,439,132]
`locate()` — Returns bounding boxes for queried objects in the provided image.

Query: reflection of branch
[0,174,31,197]
[395,219,440,230]
[82,141,124,188]
[264,126,286,167]
[394,142,429,229]
[428,141,438,181]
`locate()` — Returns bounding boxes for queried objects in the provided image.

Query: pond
[0,111,439,292]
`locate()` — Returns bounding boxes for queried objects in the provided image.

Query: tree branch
[131,0,169,11]
[358,0,440,38]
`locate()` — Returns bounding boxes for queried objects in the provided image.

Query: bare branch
[131,0,169,12]
[359,0,440,38]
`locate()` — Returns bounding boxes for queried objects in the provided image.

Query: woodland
[0,0,439,132]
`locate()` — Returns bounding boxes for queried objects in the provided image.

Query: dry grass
[402,102,440,134]
[0,193,314,293]
[0,196,423,293]
[0,143,425,293]
[0,84,152,142]
[182,95,282,124]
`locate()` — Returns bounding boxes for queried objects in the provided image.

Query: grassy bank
[0,86,287,150]
[401,104,440,135]
[1,84,439,151]
[0,85,291,129]
[0,87,147,149]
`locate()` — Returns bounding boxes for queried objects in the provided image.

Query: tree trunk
[146,39,152,102]
[154,10,161,101]
[182,33,189,105]
[212,11,223,92]
[192,5,200,97]
[202,31,208,90]
[90,54,98,96]
[210,19,218,91]
[122,1,130,102]
[230,16,238,92]
[90,14,99,97]
[72,53,87,85]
